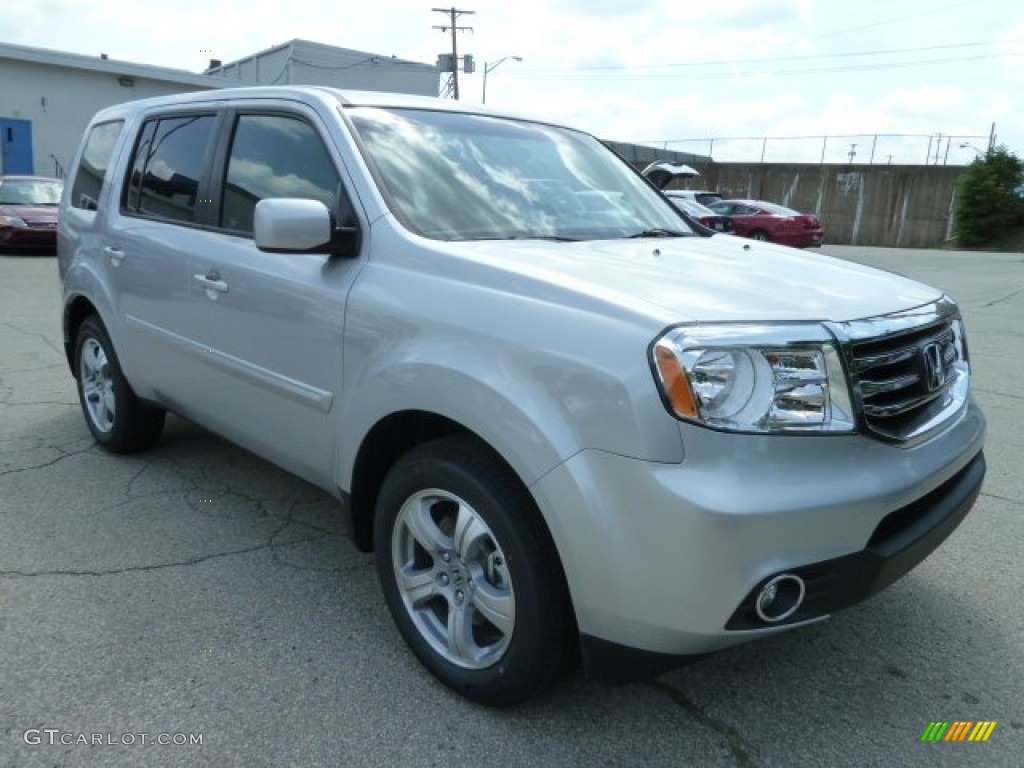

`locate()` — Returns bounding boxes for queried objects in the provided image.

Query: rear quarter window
[70,121,124,211]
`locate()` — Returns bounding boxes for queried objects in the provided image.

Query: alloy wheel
[391,488,516,669]
[79,337,115,433]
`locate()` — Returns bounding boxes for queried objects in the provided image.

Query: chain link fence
[647,133,993,166]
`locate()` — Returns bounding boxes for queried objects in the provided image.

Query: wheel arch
[63,295,101,373]
[348,410,562,558]
[346,409,580,656]
[348,410,466,551]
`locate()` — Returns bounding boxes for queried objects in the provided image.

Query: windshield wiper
[626,228,691,239]
[466,234,585,242]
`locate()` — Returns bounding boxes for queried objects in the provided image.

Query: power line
[510,50,1022,82]
[290,56,430,72]
[815,0,987,40]
[513,39,1010,73]
[268,54,431,84]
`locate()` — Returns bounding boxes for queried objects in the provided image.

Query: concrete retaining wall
[669,163,966,247]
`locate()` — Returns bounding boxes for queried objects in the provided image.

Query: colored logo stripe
[920,721,996,742]
[921,722,949,742]
[969,722,997,742]
[944,721,973,741]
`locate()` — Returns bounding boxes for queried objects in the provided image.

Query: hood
[446,235,941,325]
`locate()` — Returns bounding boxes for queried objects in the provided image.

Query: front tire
[750,229,771,242]
[374,436,574,706]
[74,316,165,453]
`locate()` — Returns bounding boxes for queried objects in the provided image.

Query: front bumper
[773,230,823,248]
[725,451,984,630]
[529,402,985,680]
[0,226,57,251]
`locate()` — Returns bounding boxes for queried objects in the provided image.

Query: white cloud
[551,0,658,17]
[7,0,1023,160]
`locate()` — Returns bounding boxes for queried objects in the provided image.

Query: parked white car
[58,87,986,705]
[641,161,723,206]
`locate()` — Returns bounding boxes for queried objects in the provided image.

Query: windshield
[347,107,695,241]
[0,179,63,206]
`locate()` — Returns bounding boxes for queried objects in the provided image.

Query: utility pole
[433,7,474,100]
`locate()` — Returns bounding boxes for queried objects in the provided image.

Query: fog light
[755,574,805,623]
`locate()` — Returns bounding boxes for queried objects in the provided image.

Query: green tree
[955,146,1024,246]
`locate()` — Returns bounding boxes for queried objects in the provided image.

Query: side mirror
[254,198,360,257]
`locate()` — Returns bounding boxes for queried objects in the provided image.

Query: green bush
[955,146,1024,246]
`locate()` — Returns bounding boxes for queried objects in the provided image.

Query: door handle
[193,270,228,294]
[103,245,125,265]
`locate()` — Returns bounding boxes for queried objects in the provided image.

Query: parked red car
[708,199,823,248]
[0,176,64,253]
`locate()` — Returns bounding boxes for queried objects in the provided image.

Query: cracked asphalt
[1,245,1022,767]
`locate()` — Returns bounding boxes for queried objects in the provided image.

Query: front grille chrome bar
[826,298,970,444]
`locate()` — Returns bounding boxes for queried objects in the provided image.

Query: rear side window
[221,114,343,234]
[70,121,124,211]
[124,115,216,223]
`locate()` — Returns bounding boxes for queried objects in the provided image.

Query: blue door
[0,118,34,174]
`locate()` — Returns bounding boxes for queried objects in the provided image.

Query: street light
[959,142,985,157]
[482,56,522,104]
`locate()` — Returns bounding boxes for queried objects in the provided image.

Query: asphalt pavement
[1,244,1021,767]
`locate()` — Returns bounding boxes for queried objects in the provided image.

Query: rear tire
[750,230,771,242]
[74,316,165,453]
[374,435,574,706]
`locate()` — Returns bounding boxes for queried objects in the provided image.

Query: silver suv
[58,87,986,706]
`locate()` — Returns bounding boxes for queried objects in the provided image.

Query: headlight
[651,324,855,433]
[0,215,28,228]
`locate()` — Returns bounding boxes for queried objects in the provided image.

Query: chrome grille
[828,299,970,443]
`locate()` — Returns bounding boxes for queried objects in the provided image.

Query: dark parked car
[665,193,734,233]
[0,176,64,253]
[708,199,823,248]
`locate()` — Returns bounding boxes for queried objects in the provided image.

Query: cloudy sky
[6,0,1022,164]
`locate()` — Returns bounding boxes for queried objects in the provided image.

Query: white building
[205,39,438,94]
[0,40,438,179]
